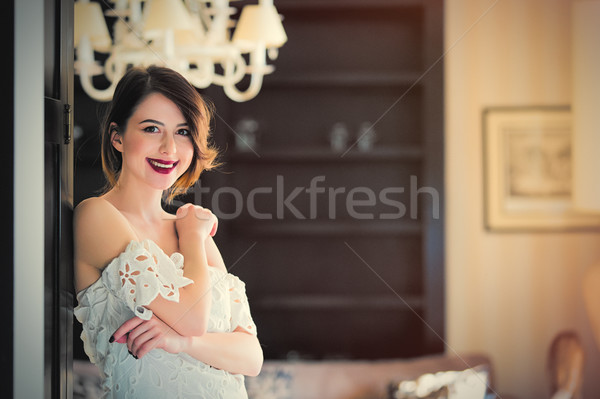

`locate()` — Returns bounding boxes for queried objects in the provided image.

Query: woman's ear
[110,123,123,152]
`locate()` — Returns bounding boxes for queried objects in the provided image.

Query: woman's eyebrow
[139,119,188,127]
[139,119,164,126]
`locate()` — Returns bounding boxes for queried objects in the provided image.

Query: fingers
[210,214,218,237]
[111,316,144,343]
[115,335,127,344]
[176,204,212,220]
[175,203,204,219]
[190,206,212,221]
[119,316,173,359]
[112,317,185,359]
[125,319,153,351]
[198,208,217,236]
[175,204,218,237]
[175,203,194,218]
[128,328,160,358]
[134,335,161,359]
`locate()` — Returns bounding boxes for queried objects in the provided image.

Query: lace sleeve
[229,275,257,335]
[107,240,193,320]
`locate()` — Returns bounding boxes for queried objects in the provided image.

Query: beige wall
[445,0,600,397]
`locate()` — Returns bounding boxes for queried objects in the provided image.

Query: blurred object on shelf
[329,122,349,153]
[357,121,377,152]
[235,117,260,152]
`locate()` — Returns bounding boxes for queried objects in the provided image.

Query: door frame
[14,0,46,397]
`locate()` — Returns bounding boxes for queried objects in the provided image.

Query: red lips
[147,158,179,174]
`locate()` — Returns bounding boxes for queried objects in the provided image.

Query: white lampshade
[572,0,600,212]
[74,0,287,102]
[233,4,287,49]
[74,1,111,52]
[174,21,205,47]
[143,0,195,36]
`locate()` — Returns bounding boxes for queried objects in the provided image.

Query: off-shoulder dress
[74,239,257,399]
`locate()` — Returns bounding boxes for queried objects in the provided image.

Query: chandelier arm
[104,54,121,83]
[223,43,267,102]
[183,59,215,88]
[205,0,233,44]
[211,51,247,87]
[75,0,286,102]
[223,72,264,102]
[78,69,119,102]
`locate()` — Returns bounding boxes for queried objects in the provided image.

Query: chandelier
[74,0,287,102]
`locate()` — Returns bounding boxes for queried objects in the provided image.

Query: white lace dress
[74,240,257,399]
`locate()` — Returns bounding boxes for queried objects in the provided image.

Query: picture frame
[483,106,600,231]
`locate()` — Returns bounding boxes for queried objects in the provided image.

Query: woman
[74,66,262,398]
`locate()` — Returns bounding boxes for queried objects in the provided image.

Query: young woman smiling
[74,66,262,398]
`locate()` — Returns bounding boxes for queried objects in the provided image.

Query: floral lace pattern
[74,239,256,398]
[108,240,193,320]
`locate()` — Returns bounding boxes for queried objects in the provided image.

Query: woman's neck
[103,175,167,224]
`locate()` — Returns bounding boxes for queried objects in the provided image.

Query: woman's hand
[175,204,218,242]
[111,315,191,359]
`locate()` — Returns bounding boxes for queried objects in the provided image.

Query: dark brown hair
[100,66,219,202]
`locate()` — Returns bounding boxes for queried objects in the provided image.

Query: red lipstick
[147,158,178,174]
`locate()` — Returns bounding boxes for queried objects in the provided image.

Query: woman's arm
[112,315,263,376]
[203,234,227,272]
[146,235,212,336]
[146,204,218,336]
[182,328,263,376]
[75,199,216,337]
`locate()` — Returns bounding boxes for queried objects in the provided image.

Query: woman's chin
[142,166,187,193]
[148,178,180,193]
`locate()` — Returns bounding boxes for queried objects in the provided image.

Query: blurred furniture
[246,353,491,399]
[547,331,584,399]
[74,353,492,399]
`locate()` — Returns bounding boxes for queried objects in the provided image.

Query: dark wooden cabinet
[73,0,444,361]
[204,0,445,359]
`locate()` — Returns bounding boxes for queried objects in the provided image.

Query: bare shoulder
[74,197,137,291]
[75,196,133,236]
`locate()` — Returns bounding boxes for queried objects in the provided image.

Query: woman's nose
[160,133,176,154]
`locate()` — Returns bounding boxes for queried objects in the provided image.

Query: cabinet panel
[254,309,426,359]
[275,6,424,74]
[229,236,423,297]
[214,0,444,359]
[227,86,423,149]
[221,162,423,221]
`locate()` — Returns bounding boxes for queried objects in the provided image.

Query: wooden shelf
[231,219,422,237]
[264,71,423,88]
[229,146,423,163]
[254,294,424,311]
[271,0,425,10]
[216,0,444,359]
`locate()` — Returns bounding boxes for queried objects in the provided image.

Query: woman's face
[113,93,194,191]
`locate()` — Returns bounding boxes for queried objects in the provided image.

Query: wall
[445,0,600,398]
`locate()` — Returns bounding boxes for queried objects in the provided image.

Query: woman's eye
[143,126,159,133]
[177,129,191,137]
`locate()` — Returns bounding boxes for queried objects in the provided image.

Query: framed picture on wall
[483,106,600,231]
